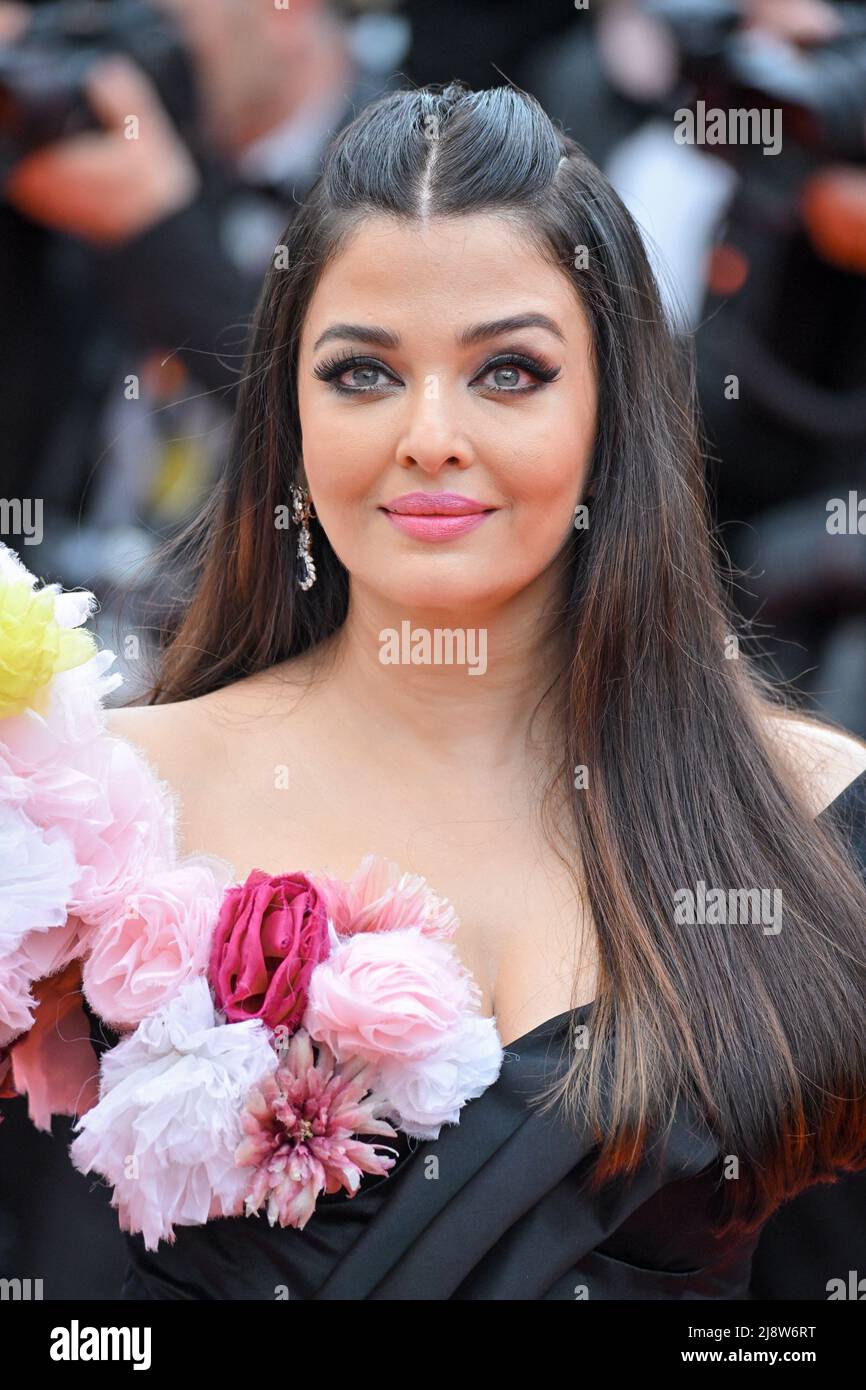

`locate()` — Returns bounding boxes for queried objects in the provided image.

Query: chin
[377,576,515,613]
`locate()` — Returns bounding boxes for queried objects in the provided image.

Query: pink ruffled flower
[65,735,179,929]
[0,726,178,931]
[0,952,37,1046]
[0,915,91,1046]
[0,798,84,1044]
[235,1027,399,1231]
[208,870,331,1032]
[314,853,458,940]
[82,857,234,1030]
[0,800,78,952]
[304,925,482,1066]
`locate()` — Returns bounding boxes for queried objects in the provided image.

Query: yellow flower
[0,576,96,719]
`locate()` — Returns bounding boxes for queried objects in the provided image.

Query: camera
[645,0,866,162]
[0,0,201,181]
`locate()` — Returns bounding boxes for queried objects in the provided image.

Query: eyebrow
[311,312,566,354]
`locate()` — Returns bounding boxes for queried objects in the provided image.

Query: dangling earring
[291,484,317,591]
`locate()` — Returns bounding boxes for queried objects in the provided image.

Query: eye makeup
[312,349,562,397]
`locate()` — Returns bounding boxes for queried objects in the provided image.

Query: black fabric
[114,769,866,1301]
[119,1002,751,1301]
[749,765,866,1297]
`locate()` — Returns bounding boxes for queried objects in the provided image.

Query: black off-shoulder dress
[114,769,866,1301]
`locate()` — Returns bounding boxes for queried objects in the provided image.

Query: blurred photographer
[530,0,866,722]
[0,0,404,581]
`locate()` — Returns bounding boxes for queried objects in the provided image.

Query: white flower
[70,975,278,1251]
[0,801,77,951]
[376,1012,504,1140]
[46,649,123,744]
[0,542,41,589]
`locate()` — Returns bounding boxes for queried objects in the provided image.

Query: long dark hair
[122,81,866,1238]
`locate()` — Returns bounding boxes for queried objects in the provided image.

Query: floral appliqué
[0,544,504,1249]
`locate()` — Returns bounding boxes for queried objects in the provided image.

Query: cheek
[306,460,377,522]
[298,393,376,505]
[498,443,590,536]
[501,383,595,493]
[298,407,382,562]
[505,493,583,577]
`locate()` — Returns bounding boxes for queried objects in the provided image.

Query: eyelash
[312,351,561,397]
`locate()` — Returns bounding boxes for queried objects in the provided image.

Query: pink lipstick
[379,492,498,543]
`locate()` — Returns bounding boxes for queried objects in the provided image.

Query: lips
[379,494,497,543]
[381,492,496,517]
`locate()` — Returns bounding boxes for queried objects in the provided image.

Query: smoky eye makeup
[311,348,563,397]
[312,353,397,395]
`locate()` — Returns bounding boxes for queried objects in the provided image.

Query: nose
[395,379,475,474]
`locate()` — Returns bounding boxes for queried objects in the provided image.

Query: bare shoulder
[102,660,315,777]
[761,710,866,817]
[102,698,212,788]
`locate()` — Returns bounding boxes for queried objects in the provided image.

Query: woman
[5,81,866,1300]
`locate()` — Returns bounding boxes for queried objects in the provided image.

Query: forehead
[300,214,587,351]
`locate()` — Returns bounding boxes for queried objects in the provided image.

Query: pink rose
[83,857,232,1029]
[304,926,482,1065]
[208,870,331,1032]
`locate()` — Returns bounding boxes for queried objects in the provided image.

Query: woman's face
[296,213,598,614]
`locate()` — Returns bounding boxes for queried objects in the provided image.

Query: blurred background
[0,0,865,1300]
